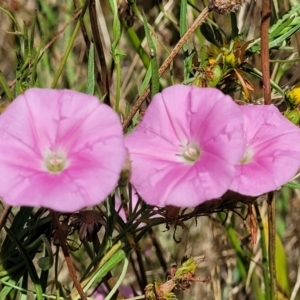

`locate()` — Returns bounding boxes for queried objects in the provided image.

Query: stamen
[181,142,200,163]
[45,152,66,172]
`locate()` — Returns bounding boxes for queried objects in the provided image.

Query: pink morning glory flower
[230,104,300,196]
[125,84,246,207]
[0,88,126,212]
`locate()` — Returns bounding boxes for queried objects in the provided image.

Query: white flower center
[181,142,200,163]
[45,152,67,173]
[240,147,253,164]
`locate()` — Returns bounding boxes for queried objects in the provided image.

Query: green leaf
[200,23,222,48]
[0,280,17,299]
[30,39,43,87]
[126,27,150,68]
[29,13,37,58]
[0,70,13,100]
[180,0,193,82]
[269,24,300,49]
[4,226,43,300]
[263,218,291,298]
[275,234,290,298]
[230,12,239,40]
[86,42,95,95]
[251,272,265,300]
[247,4,300,53]
[142,12,159,97]
[0,6,22,33]
[179,0,188,49]
[70,242,126,300]
[139,64,152,96]
[1,207,33,259]
[108,0,121,51]
[285,181,300,189]
[23,21,29,59]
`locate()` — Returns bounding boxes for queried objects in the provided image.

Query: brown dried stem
[0,203,12,232]
[51,211,87,300]
[122,7,210,130]
[261,0,276,298]
[261,0,271,105]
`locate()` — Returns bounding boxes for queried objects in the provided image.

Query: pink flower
[0,88,126,212]
[125,85,245,207]
[230,104,300,196]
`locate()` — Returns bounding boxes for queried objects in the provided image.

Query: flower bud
[208,64,223,87]
[286,82,300,105]
[285,110,300,125]
[225,52,236,67]
[119,155,131,187]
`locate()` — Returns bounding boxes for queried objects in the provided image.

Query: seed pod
[209,0,251,14]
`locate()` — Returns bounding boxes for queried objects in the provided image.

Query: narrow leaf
[142,12,159,97]
[86,42,95,95]
[4,226,43,300]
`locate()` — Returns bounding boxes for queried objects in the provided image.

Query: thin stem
[254,204,270,300]
[261,0,277,298]
[134,243,148,289]
[130,254,144,291]
[115,56,121,113]
[122,7,210,130]
[0,204,12,232]
[261,0,271,105]
[54,246,60,298]
[148,228,167,273]
[267,192,277,300]
[125,27,150,68]
[0,70,13,100]
[51,211,87,300]
[104,257,129,300]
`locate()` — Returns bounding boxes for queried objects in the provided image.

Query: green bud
[175,257,197,277]
[225,52,236,67]
[207,64,223,87]
[285,110,300,124]
[38,257,53,271]
[286,82,300,105]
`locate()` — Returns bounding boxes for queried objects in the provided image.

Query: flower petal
[0,88,126,212]
[230,105,300,195]
[125,85,245,207]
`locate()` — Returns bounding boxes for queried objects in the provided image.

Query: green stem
[267,193,277,300]
[115,56,121,113]
[108,0,123,113]
[255,204,271,300]
[180,0,189,82]
[104,256,129,300]
[0,70,13,100]
[126,27,150,68]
